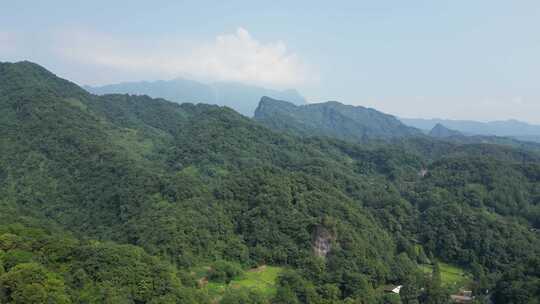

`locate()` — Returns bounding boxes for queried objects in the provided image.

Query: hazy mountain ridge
[254,97,540,155]
[85,78,306,117]
[401,117,540,142]
[254,96,423,141]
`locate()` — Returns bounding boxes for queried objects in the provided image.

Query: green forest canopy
[0,61,539,303]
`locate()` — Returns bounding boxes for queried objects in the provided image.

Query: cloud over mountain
[52,27,313,88]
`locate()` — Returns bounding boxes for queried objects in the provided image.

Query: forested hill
[0,61,539,303]
[254,96,422,141]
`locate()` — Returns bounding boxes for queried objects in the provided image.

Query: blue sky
[1,0,539,123]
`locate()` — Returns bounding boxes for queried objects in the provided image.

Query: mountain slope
[254,97,422,141]
[1,61,539,303]
[0,61,401,302]
[85,78,306,116]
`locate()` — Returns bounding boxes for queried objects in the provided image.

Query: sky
[1,0,540,123]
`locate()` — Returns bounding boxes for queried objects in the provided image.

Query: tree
[400,275,421,304]
[423,263,449,304]
[208,260,243,283]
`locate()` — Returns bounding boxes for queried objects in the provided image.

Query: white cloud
[52,28,314,88]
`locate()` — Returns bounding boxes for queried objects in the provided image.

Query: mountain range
[254,96,422,141]
[85,78,306,117]
[1,61,539,303]
[401,117,540,143]
[253,97,540,154]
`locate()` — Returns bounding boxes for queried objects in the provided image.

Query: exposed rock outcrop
[312,226,335,258]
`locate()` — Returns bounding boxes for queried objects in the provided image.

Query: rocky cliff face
[312,226,335,258]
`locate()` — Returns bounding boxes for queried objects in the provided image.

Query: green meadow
[201,266,283,300]
[420,262,472,290]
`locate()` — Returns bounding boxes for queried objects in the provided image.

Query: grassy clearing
[229,266,282,297]
[420,262,472,290]
[199,265,283,300]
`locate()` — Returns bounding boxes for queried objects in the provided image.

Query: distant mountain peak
[429,123,463,138]
[401,117,540,143]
